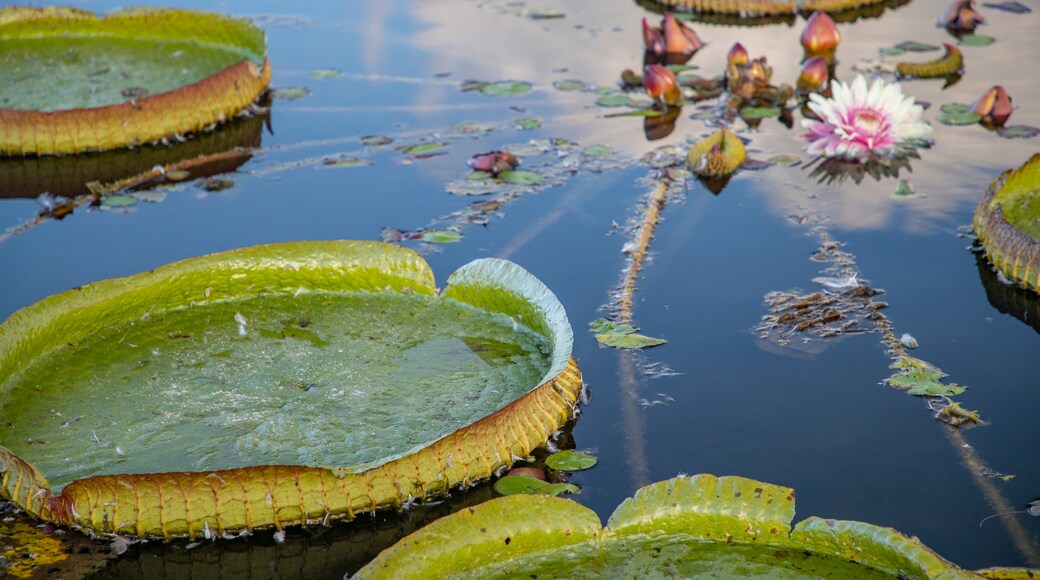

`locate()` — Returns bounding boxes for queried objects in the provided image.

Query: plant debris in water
[886,356,966,397]
[590,318,666,349]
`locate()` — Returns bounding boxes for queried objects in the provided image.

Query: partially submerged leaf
[513,117,542,130]
[997,125,1040,139]
[939,111,982,125]
[589,318,637,335]
[553,79,585,91]
[596,332,667,349]
[545,450,597,471]
[398,143,446,155]
[420,230,462,243]
[494,475,549,495]
[480,81,533,97]
[596,94,633,107]
[940,103,970,114]
[534,483,580,496]
[958,34,996,47]
[498,170,542,185]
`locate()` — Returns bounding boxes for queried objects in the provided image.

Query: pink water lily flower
[801,74,931,160]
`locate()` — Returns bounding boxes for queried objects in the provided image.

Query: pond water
[1,0,1038,576]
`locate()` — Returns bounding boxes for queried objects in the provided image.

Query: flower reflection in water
[804,145,926,186]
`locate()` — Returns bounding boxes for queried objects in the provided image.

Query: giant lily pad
[356,474,989,578]
[973,153,1040,292]
[0,241,581,539]
[0,7,270,156]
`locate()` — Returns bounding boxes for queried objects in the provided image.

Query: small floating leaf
[767,154,802,167]
[498,170,542,185]
[308,68,341,79]
[553,79,585,91]
[527,8,565,19]
[324,157,370,168]
[958,34,995,47]
[618,109,663,117]
[101,194,138,208]
[545,450,597,471]
[494,475,548,495]
[894,41,940,53]
[533,483,580,496]
[360,135,393,147]
[420,230,461,243]
[938,111,982,125]
[940,103,970,114]
[982,1,1030,13]
[398,143,445,155]
[997,125,1040,139]
[739,107,781,120]
[588,318,636,335]
[270,86,310,101]
[595,332,667,349]
[583,145,613,156]
[880,47,905,57]
[892,179,914,197]
[514,117,542,130]
[480,81,532,96]
[887,356,966,397]
[595,94,632,107]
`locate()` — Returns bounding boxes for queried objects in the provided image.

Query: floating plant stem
[617,182,669,325]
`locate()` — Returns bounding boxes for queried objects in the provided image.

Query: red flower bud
[726,42,749,67]
[972,85,1012,126]
[643,65,682,106]
[798,57,829,93]
[469,151,520,175]
[801,11,840,55]
[662,13,703,55]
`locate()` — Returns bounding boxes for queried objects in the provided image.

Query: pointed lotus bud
[798,57,830,93]
[972,85,1012,126]
[642,18,664,54]
[801,11,840,55]
[939,0,984,30]
[662,13,703,55]
[727,42,749,68]
[643,65,682,106]
[744,57,772,85]
[469,151,520,175]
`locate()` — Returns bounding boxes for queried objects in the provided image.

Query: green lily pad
[596,94,632,107]
[494,475,549,496]
[940,103,970,114]
[398,143,446,155]
[308,68,341,79]
[270,86,310,101]
[100,194,138,207]
[420,230,462,243]
[583,145,613,156]
[553,79,585,91]
[997,125,1040,139]
[596,332,667,349]
[938,111,982,126]
[958,34,995,47]
[498,170,542,185]
[534,482,581,496]
[0,241,581,539]
[887,356,966,397]
[618,109,663,117]
[545,450,597,471]
[739,106,781,120]
[355,474,986,578]
[480,81,533,97]
[513,117,542,130]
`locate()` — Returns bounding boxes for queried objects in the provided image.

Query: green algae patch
[356,474,983,579]
[974,153,1040,292]
[0,241,582,539]
[0,7,270,155]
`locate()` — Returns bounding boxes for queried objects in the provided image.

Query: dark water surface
[2,0,1039,576]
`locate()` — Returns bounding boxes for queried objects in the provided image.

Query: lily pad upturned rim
[973,152,1040,292]
[0,240,581,539]
[356,474,978,579]
[0,6,271,156]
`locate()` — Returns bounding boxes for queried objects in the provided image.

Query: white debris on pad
[900,333,919,349]
[235,312,248,336]
[812,273,859,291]
[273,529,286,543]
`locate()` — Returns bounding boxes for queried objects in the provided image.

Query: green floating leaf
[270,86,310,101]
[958,34,995,47]
[596,332,667,349]
[545,450,597,471]
[360,135,393,147]
[101,194,138,208]
[308,68,342,79]
[498,170,542,185]
[583,145,613,156]
[618,109,663,117]
[879,47,905,57]
[894,41,940,53]
[739,107,781,120]
[553,79,585,91]
[420,230,461,243]
[480,81,533,97]
[398,143,445,155]
[534,483,581,496]
[467,171,492,180]
[666,64,698,73]
[887,356,966,397]
[997,125,1040,139]
[494,475,548,495]
[940,102,970,114]
[892,179,914,197]
[514,117,542,130]
[596,94,632,107]
[588,318,636,335]
[767,154,802,167]
[938,111,982,126]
